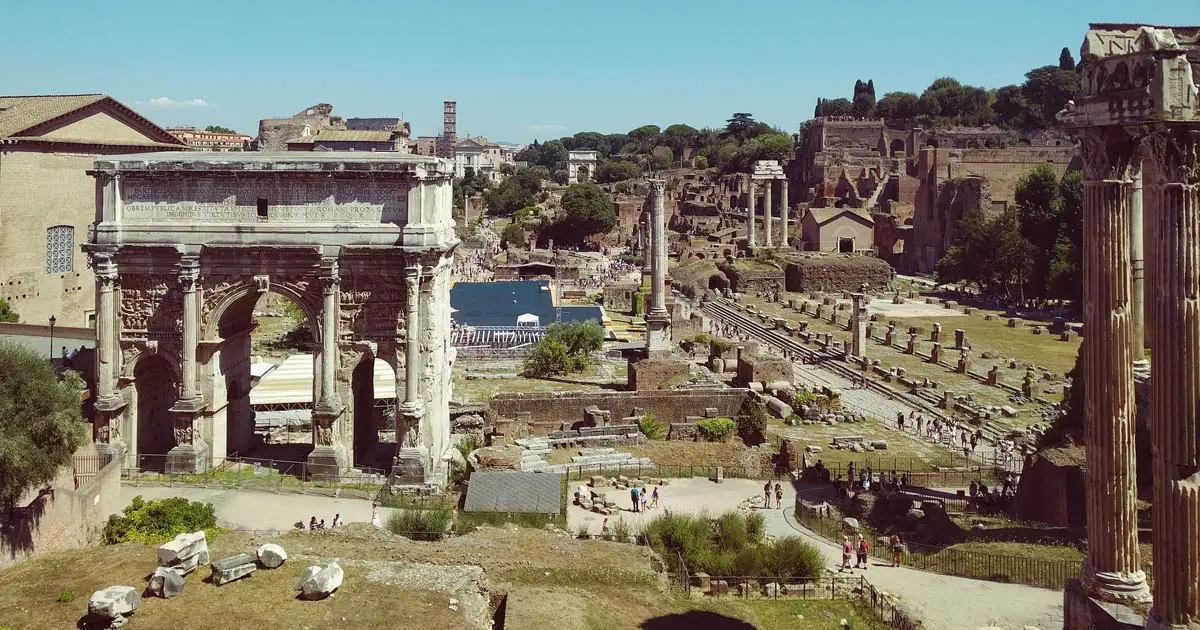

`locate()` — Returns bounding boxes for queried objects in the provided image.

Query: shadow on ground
[640,610,758,630]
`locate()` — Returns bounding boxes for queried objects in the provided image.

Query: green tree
[1059,46,1076,71]
[628,125,661,154]
[918,77,992,125]
[851,78,876,117]
[204,125,236,134]
[937,207,1033,299]
[1015,164,1064,297]
[484,167,542,216]
[1021,66,1081,128]
[522,321,604,377]
[595,159,643,184]
[523,338,572,377]
[692,155,709,169]
[992,85,1037,129]
[875,92,920,121]
[725,133,793,173]
[662,123,700,165]
[0,298,18,323]
[818,98,853,117]
[724,113,757,140]
[559,183,617,237]
[0,341,88,510]
[500,221,526,249]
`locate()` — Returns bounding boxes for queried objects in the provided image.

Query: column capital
[178,255,200,292]
[1144,126,1200,186]
[1076,126,1144,181]
[646,178,665,195]
[94,252,119,288]
[319,257,340,292]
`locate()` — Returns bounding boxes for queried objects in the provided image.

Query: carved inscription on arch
[121,179,409,224]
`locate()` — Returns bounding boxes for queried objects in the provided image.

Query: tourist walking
[650,486,660,508]
[601,518,610,536]
[763,481,773,508]
[630,486,641,513]
[890,535,904,567]
[896,412,904,431]
[855,535,869,569]
[841,536,854,572]
[332,513,343,528]
[640,489,649,513]
[371,504,381,528]
[774,482,783,509]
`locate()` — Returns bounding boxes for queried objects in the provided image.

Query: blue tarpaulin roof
[450,281,603,327]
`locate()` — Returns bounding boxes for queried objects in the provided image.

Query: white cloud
[140,97,212,108]
[526,123,567,133]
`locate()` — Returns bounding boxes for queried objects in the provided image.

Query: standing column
[780,180,790,248]
[850,292,866,358]
[746,179,757,249]
[646,179,671,353]
[393,262,428,484]
[308,256,346,477]
[92,251,127,464]
[1130,161,1147,361]
[764,180,774,247]
[1075,128,1150,605]
[167,254,207,473]
[1146,126,1200,629]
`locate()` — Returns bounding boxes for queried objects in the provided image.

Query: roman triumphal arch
[85,152,458,486]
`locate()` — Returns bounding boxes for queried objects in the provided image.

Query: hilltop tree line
[516,113,792,178]
[814,48,1081,131]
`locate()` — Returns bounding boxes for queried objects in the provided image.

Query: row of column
[1077,125,1200,627]
[745,178,789,249]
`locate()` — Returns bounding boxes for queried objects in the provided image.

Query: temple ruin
[85,152,459,486]
[1059,23,1199,630]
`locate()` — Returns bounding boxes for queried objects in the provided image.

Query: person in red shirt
[855,534,869,569]
[841,536,853,572]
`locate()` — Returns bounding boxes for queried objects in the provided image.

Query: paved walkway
[124,483,1061,629]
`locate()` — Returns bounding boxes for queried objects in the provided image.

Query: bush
[697,417,736,442]
[708,337,732,357]
[714,512,749,552]
[744,512,766,544]
[737,403,768,446]
[793,390,819,407]
[765,536,825,578]
[610,517,633,544]
[638,414,667,441]
[102,496,218,545]
[385,508,452,541]
[57,591,74,603]
[456,511,565,533]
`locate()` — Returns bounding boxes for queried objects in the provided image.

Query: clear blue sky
[1,0,1195,143]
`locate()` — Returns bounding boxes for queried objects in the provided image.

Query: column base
[391,447,429,485]
[166,443,210,474]
[1064,579,1145,629]
[1081,561,1152,605]
[94,394,126,414]
[95,439,128,468]
[306,446,347,481]
[646,316,671,354]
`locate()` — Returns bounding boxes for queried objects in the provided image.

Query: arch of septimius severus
[84,152,458,486]
[1059,24,1198,630]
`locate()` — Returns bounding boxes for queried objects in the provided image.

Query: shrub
[697,417,736,442]
[638,414,667,441]
[576,522,591,539]
[744,512,766,544]
[456,511,565,533]
[765,536,825,578]
[731,547,765,576]
[642,511,714,569]
[714,512,749,552]
[102,496,218,545]
[708,337,733,357]
[737,403,769,446]
[793,390,819,407]
[57,591,74,603]
[385,508,452,542]
[610,517,633,544]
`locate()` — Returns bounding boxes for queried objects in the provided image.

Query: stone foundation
[627,357,691,391]
[1063,579,1145,630]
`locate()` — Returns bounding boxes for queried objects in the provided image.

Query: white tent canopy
[516,313,540,327]
[249,353,396,407]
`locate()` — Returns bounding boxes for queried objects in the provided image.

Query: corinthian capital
[94,252,118,288]
[1077,127,1144,181]
[178,256,200,292]
[319,257,340,292]
[1145,126,1200,186]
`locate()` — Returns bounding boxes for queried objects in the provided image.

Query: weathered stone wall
[719,261,785,294]
[628,357,691,391]
[783,255,892,292]
[1012,447,1086,527]
[0,455,121,569]
[736,351,792,386]
[489,388,749,430]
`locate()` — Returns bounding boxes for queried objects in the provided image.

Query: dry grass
[451,361,613,403]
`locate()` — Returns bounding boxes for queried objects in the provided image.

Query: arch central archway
[135,355,178,469]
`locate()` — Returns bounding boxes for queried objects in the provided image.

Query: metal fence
[117,454,389,500]
[793,507,1081,590]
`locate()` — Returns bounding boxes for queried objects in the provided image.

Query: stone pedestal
[954,329,967,349]
[930,322,941,343]
[392,447,428,485]
[1063,579,1145,630]
[929,343,942,364]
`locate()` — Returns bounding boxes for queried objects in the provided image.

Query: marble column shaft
[649,180,668,318]
[764,180,773,247]
[1080,176,1149,603]
[1130,164,1147,360]
[178,256,200,403]
[318,264,339,408]
[403,265,423,408]
[747,179,757,248]
[95,254,118,404]
[780,180,789,247]
[1147,128,1200,627]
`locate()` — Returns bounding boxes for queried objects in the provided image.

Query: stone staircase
[515,439,654,474]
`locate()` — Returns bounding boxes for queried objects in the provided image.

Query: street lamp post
[48,315,57,366]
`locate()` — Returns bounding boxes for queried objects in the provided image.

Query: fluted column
[166,254,206,472]
[764,180,774,247]
[646,179,671,353]
[1130,161,1147,361]
[307,255,346,477]
[780,180,790,248]
[1077,128,1150,605]
[1145,126,1200,629]
[92,251,126,462]
[401,264,424,412]
[746,179,757,249]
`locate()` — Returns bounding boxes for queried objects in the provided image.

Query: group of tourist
[452,249,495,282]
[629,485,660,512]
[762,481,785,508]
[840,533,905,572]
[968,474,1019,512]
[295,513,344,531]
[572,258,640,290]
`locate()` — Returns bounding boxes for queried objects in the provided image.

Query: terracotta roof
[806,207,874,226]
[0,93,185,147]
[287,129,395,144]
[0,94,108,138]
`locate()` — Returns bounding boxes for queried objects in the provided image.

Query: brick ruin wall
[0,457,121,569]
[720,263,786,294]
[784,255,893,293]
[943,147,1077,202]
[489,389,750,433]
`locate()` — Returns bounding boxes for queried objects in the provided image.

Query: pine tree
[1059,47,1076,71]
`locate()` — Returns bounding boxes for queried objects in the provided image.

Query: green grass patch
[384,508,452,541]
[456,511,567,532]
